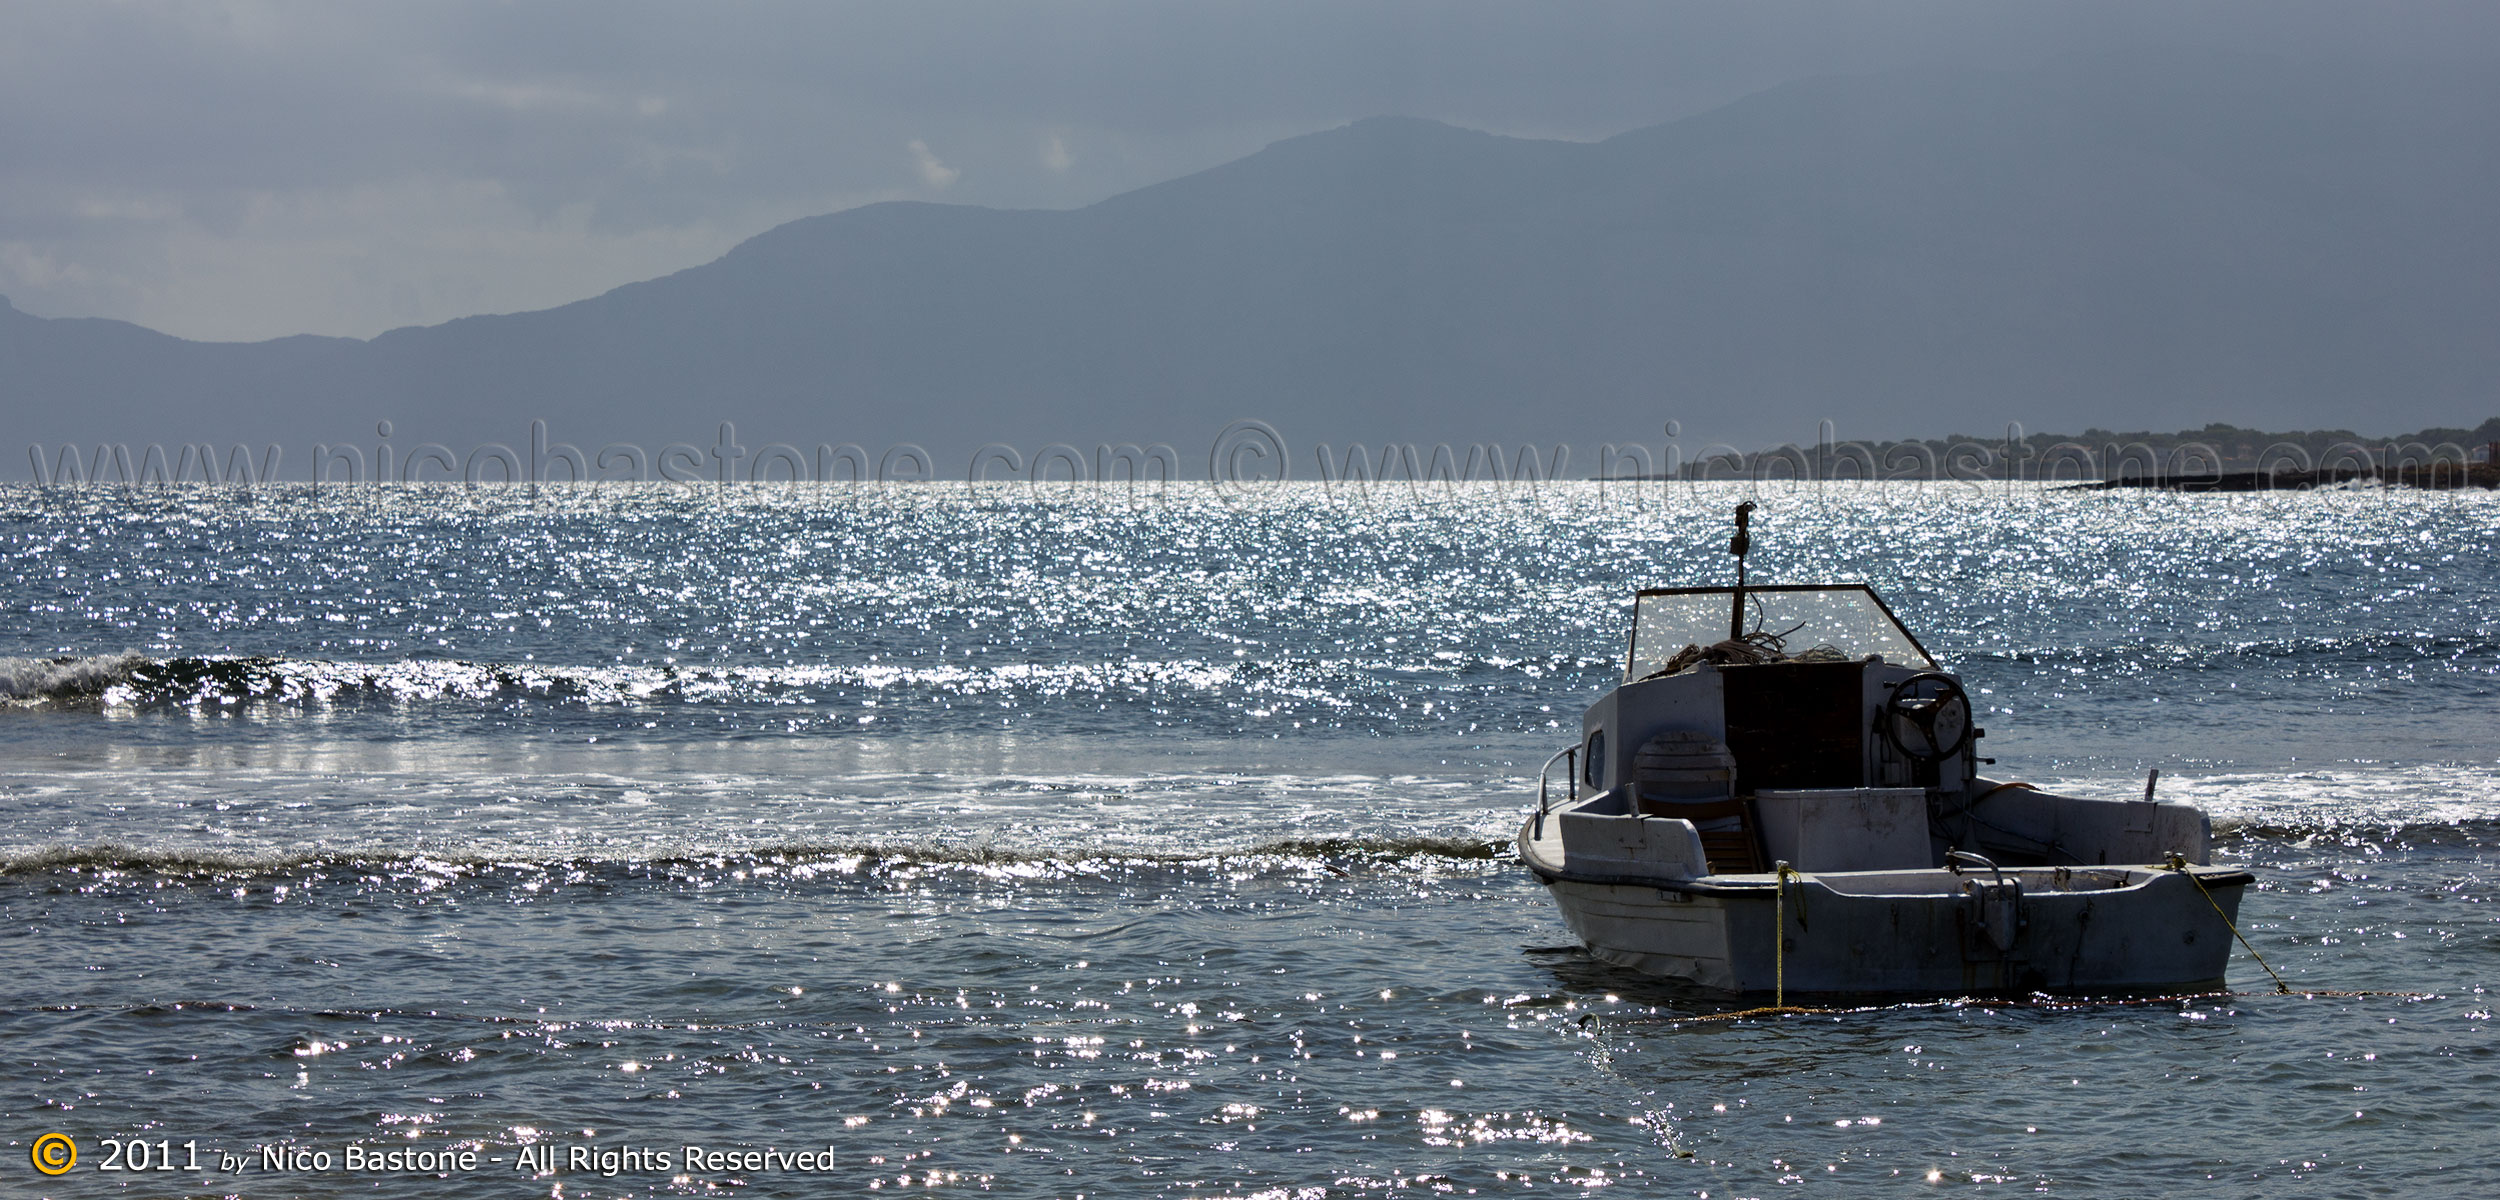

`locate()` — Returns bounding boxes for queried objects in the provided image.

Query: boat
[1516,503,2251,996]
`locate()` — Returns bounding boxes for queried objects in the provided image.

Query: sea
[2,480,2494,1198]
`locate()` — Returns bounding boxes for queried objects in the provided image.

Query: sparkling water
[4,483,2494,1196]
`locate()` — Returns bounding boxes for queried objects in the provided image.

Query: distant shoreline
[1612,417,2500,487]
[2070,463,2500,491]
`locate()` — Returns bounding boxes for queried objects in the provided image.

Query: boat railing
[1533,743,1579,839]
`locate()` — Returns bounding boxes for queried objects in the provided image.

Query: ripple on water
[2,486,2495,1194]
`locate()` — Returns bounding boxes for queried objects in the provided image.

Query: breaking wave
[0,649,1597,704]
[0,651,1251,708]
[0,834,1514,882]
[14,820,2498,885]
[0,652,152,703]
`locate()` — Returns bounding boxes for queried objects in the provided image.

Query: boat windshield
[1626,585,1937,681]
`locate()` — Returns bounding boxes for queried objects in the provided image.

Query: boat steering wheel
[1883,672,1973,763]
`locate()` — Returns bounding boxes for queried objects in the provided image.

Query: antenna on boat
[1728,501,1756,640]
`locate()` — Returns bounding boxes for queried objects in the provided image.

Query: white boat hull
[1524,832,2249,995]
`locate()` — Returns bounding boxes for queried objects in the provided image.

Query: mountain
[8,51,2499,480]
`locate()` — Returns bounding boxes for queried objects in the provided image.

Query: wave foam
[0,834,1513,881]
[0,653,148,703]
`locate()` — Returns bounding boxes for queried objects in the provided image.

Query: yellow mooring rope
[1773,862,1808,1009]
[1708,864,1816,1021]
[2167,852,2292,995]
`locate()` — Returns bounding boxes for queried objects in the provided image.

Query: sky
[4,0,2497,344]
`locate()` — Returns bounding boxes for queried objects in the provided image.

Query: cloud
[907,139,961,190]
[0,176,868,341]
[1042,132,1074,173]
[440,76,615,114]
[0,242,100,292]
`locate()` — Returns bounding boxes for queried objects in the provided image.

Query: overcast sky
[4,0,2494,343]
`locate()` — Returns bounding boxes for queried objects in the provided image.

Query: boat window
[1583,730,1605,789]
[1626,585,1937,681]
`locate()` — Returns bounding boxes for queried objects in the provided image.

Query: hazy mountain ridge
[7,51,2497,477]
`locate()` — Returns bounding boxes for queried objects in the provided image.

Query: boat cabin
[1556,584,1981,877]
[1543,582,2209,879]
[1582,584,1969,799]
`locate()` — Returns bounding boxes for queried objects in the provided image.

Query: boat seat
[1633,793,1769,875]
